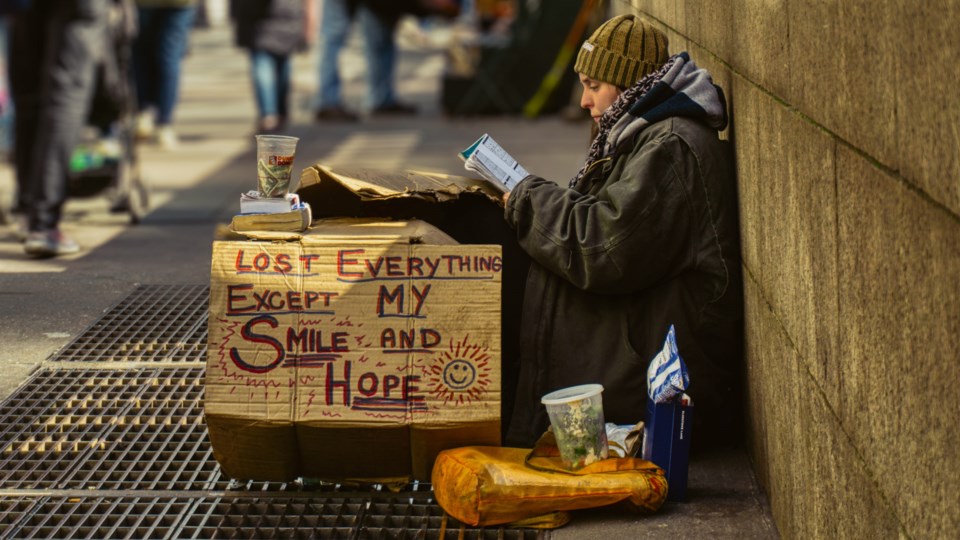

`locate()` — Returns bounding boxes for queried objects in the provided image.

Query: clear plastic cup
[541,384,608,469]
[255,134,299,197]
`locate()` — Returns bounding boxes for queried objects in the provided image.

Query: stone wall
[621,1,959,537]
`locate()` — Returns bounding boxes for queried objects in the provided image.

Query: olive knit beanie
[574,14,669,89]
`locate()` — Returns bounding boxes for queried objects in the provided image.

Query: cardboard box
[206,218,503,482]
[297,164,531,439]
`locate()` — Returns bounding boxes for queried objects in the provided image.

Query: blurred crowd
[0,0,477,257]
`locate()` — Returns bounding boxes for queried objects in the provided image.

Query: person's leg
[8,7,44,219]
[249,49,277,118]
[133,7,155,114]
[22,0,107,254]
[275,52,291,123]
[152,6,195,127]
[358,6,396,110]
[358,7,414,114]
[315,0,355,120]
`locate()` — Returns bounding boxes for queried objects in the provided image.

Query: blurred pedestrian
[9,0,109,257]
[231,0,316,133]
[316,0,454,121]
[132,0,196,150]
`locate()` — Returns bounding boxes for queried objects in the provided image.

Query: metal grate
[52,284,208,363]
[0,368,218,490]
[0,497,39,538]
[0,496,545,540]
[0,284,549,538]
[0,496,198,540]
[0,367,423,494]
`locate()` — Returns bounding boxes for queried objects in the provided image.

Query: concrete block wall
[620,1,959,538]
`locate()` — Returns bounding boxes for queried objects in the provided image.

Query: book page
[459,134,529,192]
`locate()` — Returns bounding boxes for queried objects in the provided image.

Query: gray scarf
[570,52,728,188]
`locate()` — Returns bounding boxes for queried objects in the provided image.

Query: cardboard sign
[205,219,502,482]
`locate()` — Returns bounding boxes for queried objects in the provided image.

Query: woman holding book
[501,14,744,453]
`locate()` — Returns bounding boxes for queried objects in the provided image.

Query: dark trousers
[9,0,107,232]
[133,5,195,126]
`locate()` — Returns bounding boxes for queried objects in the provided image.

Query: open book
[458,133,529,193]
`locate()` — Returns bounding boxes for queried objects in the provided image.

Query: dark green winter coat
[503,114,744,450]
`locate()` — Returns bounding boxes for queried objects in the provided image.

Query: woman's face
[579,74,622,123]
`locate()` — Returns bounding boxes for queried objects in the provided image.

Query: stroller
[68,0,148,223]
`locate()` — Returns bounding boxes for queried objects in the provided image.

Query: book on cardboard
[240,191,301,214]
[230,203,312,233]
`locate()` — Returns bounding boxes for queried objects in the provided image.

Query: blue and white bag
[646,325,689,404]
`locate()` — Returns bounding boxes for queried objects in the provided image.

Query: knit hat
[574,14,669,89]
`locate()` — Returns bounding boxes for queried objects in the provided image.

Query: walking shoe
[156,125,179,150]
[370,102,417,116]
[24,229,80,257]
[12,213,28,242]
[135,111,155,140]
[314,106,358,122]
[257,115,282,134]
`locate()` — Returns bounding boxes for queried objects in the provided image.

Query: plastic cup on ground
[541,384,609,469]
[255,134,299,197]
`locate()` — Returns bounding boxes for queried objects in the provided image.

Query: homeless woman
[502,14,743,452]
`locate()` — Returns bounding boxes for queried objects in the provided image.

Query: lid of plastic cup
[540,383,604,405]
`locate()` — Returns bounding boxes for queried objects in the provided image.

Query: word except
[226,284,337,314]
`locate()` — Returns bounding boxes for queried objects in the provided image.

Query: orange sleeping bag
[431,434,668,527]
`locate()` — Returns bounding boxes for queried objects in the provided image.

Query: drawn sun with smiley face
[425,335,493,405]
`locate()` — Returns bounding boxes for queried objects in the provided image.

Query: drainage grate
[0,367,420,494]
[0,496,197,540]
[0,497,39,537]
[52,284,208,363]
[0,284,549,538]
[0,368,218,491]
[0,496,545,540]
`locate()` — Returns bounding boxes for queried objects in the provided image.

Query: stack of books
[231,191,312,233]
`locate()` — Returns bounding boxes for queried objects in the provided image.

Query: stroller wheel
[127,176,149,224]
[109,159,149,224]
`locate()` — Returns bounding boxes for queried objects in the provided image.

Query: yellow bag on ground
[431,433,668,527]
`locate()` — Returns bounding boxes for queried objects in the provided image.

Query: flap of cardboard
[299,164,503,209]
[231,217,459,246]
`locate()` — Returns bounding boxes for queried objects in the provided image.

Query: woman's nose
[580,91,591,110]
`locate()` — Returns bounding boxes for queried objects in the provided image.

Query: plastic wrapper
[646,324,689,404]
[605,422,644,458]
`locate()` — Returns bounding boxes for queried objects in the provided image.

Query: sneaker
[315,106,358,122]
[135,111,155,140]
[94,136,123,162]
[370,102,417,116]
[156,125,179,150]
[24,229,80,257]
[12,213,28,242]
[256,115,281,134]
